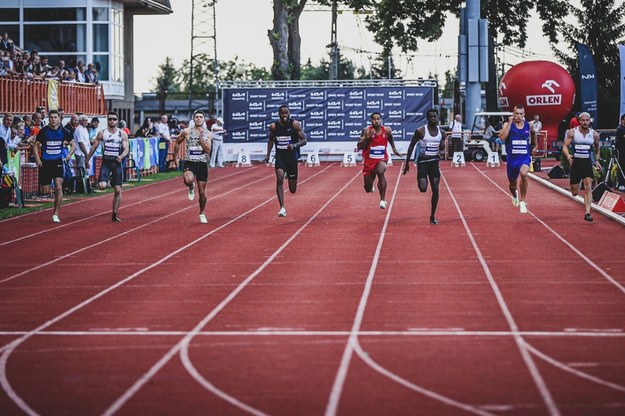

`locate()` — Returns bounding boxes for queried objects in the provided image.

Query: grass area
[0,171,182,220]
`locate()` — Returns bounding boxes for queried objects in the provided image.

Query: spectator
[64,113,78,136]
[85,63,98,84]
[36,106,46,125]
[0,113,14,168]
[73,115,91,184]
[156,115,171,172]
[134,118,154,138]
[569,112,580,129]
[449,113,464,155]
[76,64,86,83]
[119,120,130,135]
[483,119,502,153]
[88,117,100,142]
[210,117,226,168]
[0,33,14,52]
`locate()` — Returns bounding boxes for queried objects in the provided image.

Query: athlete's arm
[593,130,602,170]
[499,116,513,140]
[386,126,402,157]
[288,120,307,151]
[173,129,188,168]
[403,127,423,174]
[263,124,276,163]
[118,131,130,163]
[357,127,371,150]
[562,128,574,166]
[85,130,104,168]
[199,130,212,155]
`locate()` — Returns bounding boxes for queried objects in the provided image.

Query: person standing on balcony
[32,110,75,223]
[86,112,129,222]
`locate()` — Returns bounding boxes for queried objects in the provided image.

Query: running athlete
[403,108,444,224]
[562,112,601,221]
[358,112,402,209]
[86,111,129,222]
[263,105,307,217]
[33,109,75,223]
[173,110,212,223]
[499,104,537,214]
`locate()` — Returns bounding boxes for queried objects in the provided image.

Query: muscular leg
[363,172,376,193]
[519,164,530,201]
[429,176,440,221]
[276,168,286,208]
[375,162,387,201]
[582,177,593,215]
[183,170,195,189]
[53,177,64,216]
[288,177,297,194]
[509,179,518,198]
[197,180,207,214]
[112,185,122,215]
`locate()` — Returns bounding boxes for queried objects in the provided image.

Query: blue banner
[222,86,434,143]
[620,44,625,121]
[575,43,598,124]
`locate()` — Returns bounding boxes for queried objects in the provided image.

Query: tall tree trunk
[268,2,290,80]
[287,1,307,80]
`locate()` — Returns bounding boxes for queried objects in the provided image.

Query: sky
[132,0,560,94]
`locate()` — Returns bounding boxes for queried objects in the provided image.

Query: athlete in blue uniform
[562,112,601,221]
[33,109,75,223]
[86,111,129,222]
[499,105,536,214]
[263,105,307,217]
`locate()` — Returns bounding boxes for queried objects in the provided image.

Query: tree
[300,56,369,80]
[551,0,625,127]
[153,57,180,113]
[268,0,307,80]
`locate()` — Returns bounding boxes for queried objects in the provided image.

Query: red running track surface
[0,162,624,416]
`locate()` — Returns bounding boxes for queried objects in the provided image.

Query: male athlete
[499,104,537,214]
[173,110,212,223]
[263,105,307,217]
[358,112,402,209]
[403,108,444,224]
[562,112,601,221]
[86,111,129,222]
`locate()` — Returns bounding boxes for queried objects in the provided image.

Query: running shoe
[187,183,195,201]
[584,213,593,222]
[199,213,208,223]
[619,186,625,192]
[112,213,121,222]
[52,214,60,223]
[519,201,528,214]
[278,207,287,217]
[512,197,519,207]
[430,218,439,225]
[379,200,387,209]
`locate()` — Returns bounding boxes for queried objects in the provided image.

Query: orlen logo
[349,110,363,118]
[328,120,342,128]
[310,91,325,99]
[388,110,403,117]
[232,131,247,139]
[526,79,562,106]
[366,100,381,107]
[231,92,246,100]
[349,91,364,98]
[271,92,286,99]
[249,121,264,130]
[388,90,403,98]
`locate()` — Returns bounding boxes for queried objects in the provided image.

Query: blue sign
[222,86,434,143]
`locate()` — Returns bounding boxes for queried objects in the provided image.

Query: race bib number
[574,144,591,158]
[425,142,439,156]
[369,145,385,159]
[46,140,62,156]
[188,145,204,161]
[104,142,120,157]
[276,136,290,150]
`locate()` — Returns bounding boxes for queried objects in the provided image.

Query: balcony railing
[0,77,106,116]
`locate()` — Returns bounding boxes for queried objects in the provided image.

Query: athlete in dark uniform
[263,105,307,217]
[358,112,402,209]
[173,110,212,223]
[562,112,601,221]
[499,104,536,214]
[33,109,75,223]
[403,108,444,224]
[86,111,129,222]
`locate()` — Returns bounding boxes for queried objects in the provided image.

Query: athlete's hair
[107,111,119,118]
[48,109,60,117]
[579,112,591,119]
[370,112,382,119]
[514,104,524,111]
[279,105,289,112]
[426,108,439,116]
[192,110,205,117]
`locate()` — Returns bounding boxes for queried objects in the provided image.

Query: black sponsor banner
[223,86,434,143]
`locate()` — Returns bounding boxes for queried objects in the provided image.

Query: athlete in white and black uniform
[263,105,307,217]
[173,110,212,223]
[403,108,444,224]
[562,112,601,221]
[86,111,129,222]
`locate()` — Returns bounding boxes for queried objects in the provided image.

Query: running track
[0,162,624,416]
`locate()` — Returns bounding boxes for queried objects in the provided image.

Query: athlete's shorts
[570,157,593,184]
[39,159,63,185]
[99,158,123,187]
[275,152,298,179]
[362,157,387,176]
[506,155,531,181]
[417,159,440,180]
[183,160,209,182]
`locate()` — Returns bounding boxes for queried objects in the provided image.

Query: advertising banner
[222,86,434,144]
[575,43,598,124]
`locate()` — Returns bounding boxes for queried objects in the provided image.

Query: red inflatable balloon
[498,61,575,151]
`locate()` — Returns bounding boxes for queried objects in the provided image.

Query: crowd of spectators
[0,32,99,83]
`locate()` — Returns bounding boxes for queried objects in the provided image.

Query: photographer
[616,113,625,191]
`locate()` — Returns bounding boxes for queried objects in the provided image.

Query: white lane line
[106,170,360,416]
[441,170,562,416]
[0,173,273,284]
[0,165,338,415]
[0,167,258,246]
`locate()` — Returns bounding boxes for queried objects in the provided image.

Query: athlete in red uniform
[357,112,402,209]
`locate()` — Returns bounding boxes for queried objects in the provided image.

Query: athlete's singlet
[273,118,299,156]
[185,127,211,163]
[572,127,594,159]
[416,125,443,163]
[102,128,124,160]
[505,121,531,160]
[362,126,389,175]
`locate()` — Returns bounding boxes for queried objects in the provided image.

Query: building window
[24,24,86,53]
[24,8,86,22]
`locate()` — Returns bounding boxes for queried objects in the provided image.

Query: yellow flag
[47,79,59,111]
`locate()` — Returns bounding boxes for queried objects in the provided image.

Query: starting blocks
[486,152,500,167]
[341,152,357,167]
[451,151,466,167]
[305,151,320,167]
[236,150,252,167]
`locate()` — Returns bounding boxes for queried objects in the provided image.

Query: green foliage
[551,0,625,128]
[153,57,180,95]
[300,57,369,80]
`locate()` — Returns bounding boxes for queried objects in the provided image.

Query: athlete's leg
[570,182,580,197]
[275,168,286,208]
[197,180,207,214]
[582,176,593,215]
[375,161,388,201]
[183,170,195,188]
[288,178,297,194]
[363,171,376,193]
[429,175,440,221]
[53,177,63,216]
[112,184,122,221]
[519,164,530,201]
